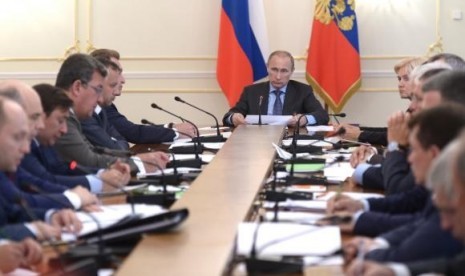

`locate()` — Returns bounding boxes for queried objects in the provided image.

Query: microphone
[328,113,346,124]
[174,96,226,142]
[126,159,176,208]
[252,95,268,126]
[151,103,203,155]
[141,118,156,126]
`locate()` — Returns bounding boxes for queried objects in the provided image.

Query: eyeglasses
[83,83,103,95]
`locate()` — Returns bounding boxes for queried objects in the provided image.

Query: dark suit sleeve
[353,211,422,237]
[366,212,463,262]
[222,86,257,126]
[358,130,388,146]
[0,224,35,241]
[361,166,385,190]
[81,114,129,150]
[294,83,329,125]
[382,151,415,194]
[16,167,67,193]
[367,186,429,214]
[20,153,90,191]
[105,104,176,144]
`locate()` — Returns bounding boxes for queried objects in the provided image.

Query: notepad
[285,163,325,173]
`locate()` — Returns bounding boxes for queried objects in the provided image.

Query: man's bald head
[0,80,44,137]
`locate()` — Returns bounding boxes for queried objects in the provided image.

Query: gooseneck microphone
[328,112,346,124]
[151,103,203,155]
[174,96,226,142]
[141,118,156,126]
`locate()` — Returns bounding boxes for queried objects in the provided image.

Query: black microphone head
[338,113,346,118]
[141,119,151,125]
[151,103,160,109]
[174,96,184,103]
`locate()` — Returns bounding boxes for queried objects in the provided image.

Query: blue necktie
[272,90,283,115]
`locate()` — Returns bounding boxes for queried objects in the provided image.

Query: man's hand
[326,194,364,214]
[232,113,246,126]
[350,145,376,168]
[69,186,99,206]
[50,209,82,235]
[315,213,355,233]
[174,122,196,138]
[18,238,43,267]
[138,151,170,172]
[387,111,411,145]
[346,260,395,276]
[287,114,308,127]
[334,123,361,140]
[31,221,61,241]
[101,160,131,191]
[0,243,25,273]
[343,237,376,265]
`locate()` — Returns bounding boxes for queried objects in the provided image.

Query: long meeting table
[117,125,286,275]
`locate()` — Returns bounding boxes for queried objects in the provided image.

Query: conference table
[115,124,365,276]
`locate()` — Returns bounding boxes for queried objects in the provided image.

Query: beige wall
[0,0,463,126]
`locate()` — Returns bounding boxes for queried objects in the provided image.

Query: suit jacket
[407,252,465,276]
[361,150,415,194]
[20,141,92,190]
[366,204,463,262]
[354,192,431,237]
[1,172,73,209]
[104,104,176,144]
[54,111,136,171]
[0,173,48,241]
[222,80,329,126]
[367,185,429,214]
[358,127,387,146]
[81,110,129,150]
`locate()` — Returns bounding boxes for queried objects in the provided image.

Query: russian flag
[217,0,269,107]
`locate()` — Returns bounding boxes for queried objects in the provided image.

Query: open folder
[80,208,189,245]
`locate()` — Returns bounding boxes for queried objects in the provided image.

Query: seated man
[337,105,465,264]
[346,133,465,276]
[222,50,329,127]
[0,96,81,241]
[90,48,196,143]
[21,83,130,194]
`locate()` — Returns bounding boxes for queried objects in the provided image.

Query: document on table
[245,115,292,125]
[281,139,334,147]
[236,222,341,257]
[169,153,215,163]
[314,191,384,201]
[306,125,334,132]
[61,204,166,242]
[264,211,326,224]
[263,200,327,212]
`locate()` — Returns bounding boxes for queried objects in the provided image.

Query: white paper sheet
[245,115,292,125]
[236,223,341,257]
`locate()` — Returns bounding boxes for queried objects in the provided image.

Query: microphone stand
[174,96,226,142]
[151,103,203,155]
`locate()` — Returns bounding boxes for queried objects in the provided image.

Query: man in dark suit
[89,48,196,143]
[222,50,329,127]
[0,96,81,241]
[336,104,465,265]
[346,133,465,276]
[53,54,169,173]
[81,56,130,150]
[20,83,130,194]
